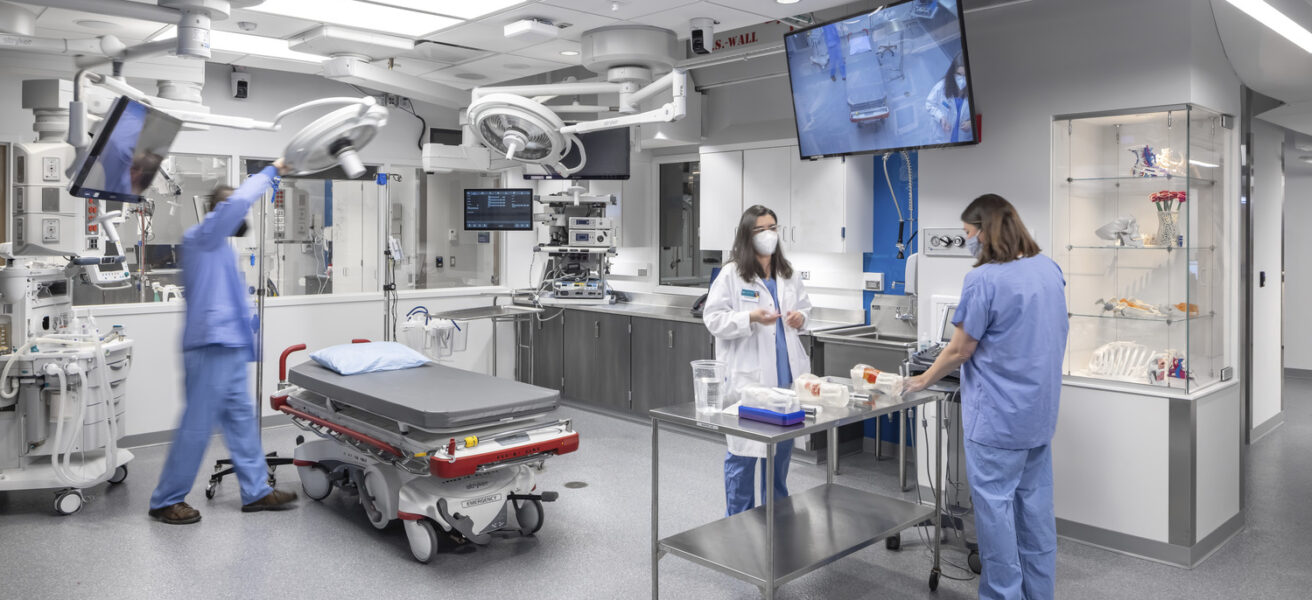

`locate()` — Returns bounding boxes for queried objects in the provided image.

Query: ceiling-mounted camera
[690,17,717,55]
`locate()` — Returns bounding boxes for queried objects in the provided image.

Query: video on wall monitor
[69,96,183,203]
[784,0,977,159]
[464,188,533,231]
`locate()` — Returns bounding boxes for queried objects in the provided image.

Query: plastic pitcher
[691,360,727,414]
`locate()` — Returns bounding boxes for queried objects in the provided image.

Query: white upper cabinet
[698,150,744,252]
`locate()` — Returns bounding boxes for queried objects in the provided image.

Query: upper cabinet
[699,143,873,254]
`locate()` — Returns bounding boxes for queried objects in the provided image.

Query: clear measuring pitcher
[690,360,727,414]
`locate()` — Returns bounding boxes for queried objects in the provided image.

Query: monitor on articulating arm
[68,96,183,204]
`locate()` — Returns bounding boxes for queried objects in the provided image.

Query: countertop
[552,302,858,333]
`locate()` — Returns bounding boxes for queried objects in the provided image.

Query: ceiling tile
[426,4,622,53]
[637,1,770,38]
[509,38,585,65]
[705,0,858,21]
[541,0,697,20]
[220,7,320,39]
[27,6,171,42]
[423,53,570,89]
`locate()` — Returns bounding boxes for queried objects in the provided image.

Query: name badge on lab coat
[741,289,759,303]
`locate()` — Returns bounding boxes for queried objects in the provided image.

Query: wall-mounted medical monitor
[784,0,978,160]
[69,96,183,203]
[522,129,630,180]
[464,188,533,231]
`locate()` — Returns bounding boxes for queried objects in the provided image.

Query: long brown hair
[730,205,794,282]
[961,194,1041,267]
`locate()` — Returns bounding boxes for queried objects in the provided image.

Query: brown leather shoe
[149,502,201,524]
[242,488,298,512]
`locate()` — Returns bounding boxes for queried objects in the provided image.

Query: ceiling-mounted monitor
[784,0,978,159]
[522,129,631,180]
[69,96,183,203]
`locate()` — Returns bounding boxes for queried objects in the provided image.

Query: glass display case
[1052,105,1231,393]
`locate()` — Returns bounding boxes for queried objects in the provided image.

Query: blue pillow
[310,342,431,376]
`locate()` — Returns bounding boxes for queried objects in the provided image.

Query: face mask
[966,233,981,257]
[753,229,779,257]
[955,74,967,91]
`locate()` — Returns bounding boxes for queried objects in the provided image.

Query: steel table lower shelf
[651,392,947,599]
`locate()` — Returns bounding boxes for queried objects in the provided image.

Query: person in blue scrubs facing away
[703,205,814,516]
[905,194,1068,600]
[823,23,846,81]
[149,159,299,524]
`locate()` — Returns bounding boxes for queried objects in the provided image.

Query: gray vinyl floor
[2,376,1311,599]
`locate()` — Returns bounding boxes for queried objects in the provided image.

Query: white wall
[1285,175,1312,370]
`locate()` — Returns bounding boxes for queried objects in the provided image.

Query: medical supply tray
[738,406,806,426]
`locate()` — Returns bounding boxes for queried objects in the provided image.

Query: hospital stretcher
[271,343,579,564]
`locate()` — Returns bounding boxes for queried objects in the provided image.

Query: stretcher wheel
[406,519,439,564]
[515,499,545,536]
[54,490,84,515]
[108,465,129,485]
[362,471,390,530]
[929,570,940,591]
[969,550,982,574]
[885,533,901,551]
[204,484,217,500]
[299,465,332,501]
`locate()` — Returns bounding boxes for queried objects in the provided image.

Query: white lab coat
[924,79,972,143]
[703,261,814,458]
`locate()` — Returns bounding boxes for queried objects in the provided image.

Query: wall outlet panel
[922,227,973,258]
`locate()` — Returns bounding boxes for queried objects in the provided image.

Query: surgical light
[249,0,461,37]
[280,97,390,178]
[1225,0,1312,54]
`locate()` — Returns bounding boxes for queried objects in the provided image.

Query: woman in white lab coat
[924,52,973,144]
[703,205,814,516]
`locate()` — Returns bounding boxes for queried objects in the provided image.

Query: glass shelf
[1069,311,1214,323]
[1067,245,1215,251]
[1065,176,1216,186]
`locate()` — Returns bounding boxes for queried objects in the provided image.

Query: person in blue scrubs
[149,159,298,524]
[905,194,1068,600]
[823,23,846,81]
[703,206,814,516]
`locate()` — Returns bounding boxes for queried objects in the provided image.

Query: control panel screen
[464,188,533,231]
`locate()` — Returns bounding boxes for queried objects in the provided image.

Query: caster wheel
[204,484,216,500]
[929,570,940,592]
[514,499,545,536]
[296,435,305,445]
[969,550,982,574]
[299,465,332,501]
[108,465,128,485]
[885,534,901,551]
[267,475,277,488]
[54,490,84,515]
[405,519,439,564]
[362,471,391,530]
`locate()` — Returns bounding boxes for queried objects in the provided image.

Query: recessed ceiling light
[250,0,461,37]
[777,0,802,4]
[75,19,118,31]
[359,0,528,20]
[559,50,579,56]
[455,72,488,80]
[1225,0,1312,54]
[503,63,532,70]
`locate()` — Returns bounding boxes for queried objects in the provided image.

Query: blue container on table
[738,406,806,426]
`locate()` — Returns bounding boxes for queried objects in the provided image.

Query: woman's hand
[903,375,929,395]
[273,157,291,176]
[749,308,780,325]
[784,311,805,329]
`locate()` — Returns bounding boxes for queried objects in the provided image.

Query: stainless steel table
[428,304,541,378]
[650,390,949,599]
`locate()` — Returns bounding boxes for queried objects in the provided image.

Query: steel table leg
[765,441,776,600]
[651,419,660,600]
[933,395,943,576]
[827,426,838,484]
[899,409,908,492]
[874,416,883,460]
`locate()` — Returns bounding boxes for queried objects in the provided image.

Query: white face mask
[955,74,967,91]
[966,233,981,257]
[753,229,779,257]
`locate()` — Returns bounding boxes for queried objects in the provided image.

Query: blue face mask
[966,233,981,257]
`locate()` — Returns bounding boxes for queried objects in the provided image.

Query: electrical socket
[450,256,456,268]
[800,271,811,280]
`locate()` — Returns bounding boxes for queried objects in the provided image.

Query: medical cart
[649,389,949,599]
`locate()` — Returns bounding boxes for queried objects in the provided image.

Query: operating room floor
[2,377,1311,600]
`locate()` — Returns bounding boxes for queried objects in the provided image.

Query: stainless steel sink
[813,325,917,348]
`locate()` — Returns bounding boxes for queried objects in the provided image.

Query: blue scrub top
[953,255,1068,450]
[764,278,793,388]
[181,166,278,357]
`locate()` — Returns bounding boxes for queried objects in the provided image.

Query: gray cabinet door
[630,317,677,414]
[530,312,564,390]
[667,320,715,410]
[563,311,631,410]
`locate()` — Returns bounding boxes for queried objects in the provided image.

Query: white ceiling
[9,0,863,98]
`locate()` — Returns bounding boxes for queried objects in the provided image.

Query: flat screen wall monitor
[464,188,533,231]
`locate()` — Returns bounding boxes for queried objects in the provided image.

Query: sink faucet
[895,292,917,326]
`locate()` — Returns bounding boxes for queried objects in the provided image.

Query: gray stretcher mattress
[288,361,559,430]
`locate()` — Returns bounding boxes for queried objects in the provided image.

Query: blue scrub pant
[724,439,794,517]
[965,440,1057,600]
[828,46,846,79]
[150,345,272,508]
